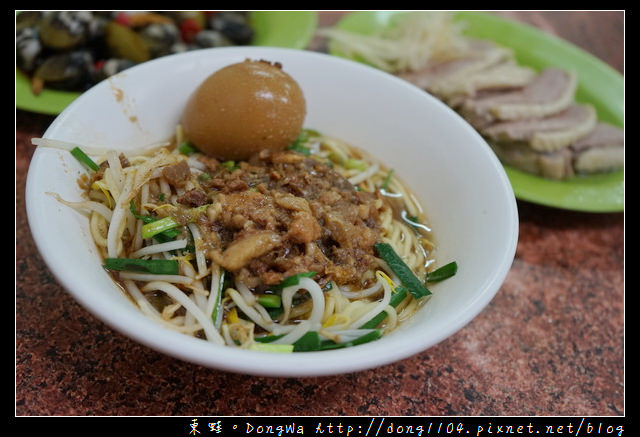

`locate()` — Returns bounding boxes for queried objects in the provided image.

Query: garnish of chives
[141,216,179,239]
[103,258,179,275]
[70,147,100,171]
[248,343,294,353]
[273,272,317,290]
[426,261,458,283]
[381,169,394,190]
[178,141,198,155]
[359,286,408,329]
[343,158,368,171]
[257,294,282,308]
[374,243,431,299]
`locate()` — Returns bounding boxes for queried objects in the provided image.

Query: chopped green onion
[248,343,294,353]
[287,129,314,156]
[103,258,179,275]
[221,160,237,171]
[344,158,368,171]
[381,169,394,190]
[288,143,312,156]
[141,216,179,239]
[70,147,100,171]
[178,141,197,155]
[374,243,431,299]
[255,329,383,352]
[129,201,155,224]
[257,294,282,308]
[211,268,225,327]
[130,201,181,242]
[293,331,321,352]
[274,272,317,290]
[343,329,382,347]
[426,261,458,283]
[254,334,284,343]
[359,286,408,329]
[266,306,284,319]
[198,172,211,181]
[320,330,383,350]
[151,228,181,243]
[328,152,345,165]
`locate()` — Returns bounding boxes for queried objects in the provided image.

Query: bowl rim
[25,46,519,376]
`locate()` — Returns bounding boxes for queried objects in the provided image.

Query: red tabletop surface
[16,11,624,416]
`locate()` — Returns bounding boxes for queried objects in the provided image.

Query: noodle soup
[42,128,455,352]
[27,47,518,374]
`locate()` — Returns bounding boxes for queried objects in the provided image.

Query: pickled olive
[16,11,44,31]
[208,12,254,45]
[95,58,136,82]
[39,11,92,50]
[16,27,42,73]
[194,30,232,48]
[139,23,180,57]
[104,21,150,63]
[126,12,174,28]
[166,11,207,27]
[33,51,94,91]
[16,11,256,94]
[181,60,306,160]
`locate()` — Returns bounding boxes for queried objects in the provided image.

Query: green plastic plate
[331,11,624,212]
[16,11,318,116]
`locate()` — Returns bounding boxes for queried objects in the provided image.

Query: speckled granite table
[15,11,624,416]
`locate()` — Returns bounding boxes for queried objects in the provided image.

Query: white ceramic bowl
[26,47,518,376]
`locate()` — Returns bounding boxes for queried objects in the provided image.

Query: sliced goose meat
[489,142,575,180]
[572,123,624,174]
[460,68,577,127]
[435,61,536,102]
[572,122,624,152]
[482,104,597,152]
[574,147,624,174]
[397,39,512,93]
[489,122,623,179]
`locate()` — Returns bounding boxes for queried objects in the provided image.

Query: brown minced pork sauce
[169,149,385,291]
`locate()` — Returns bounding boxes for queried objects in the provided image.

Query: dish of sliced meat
[327,11,623,211]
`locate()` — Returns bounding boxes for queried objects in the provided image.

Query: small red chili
[114,12,131,27]
[93,59,106,72]
[180,18,202,43]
